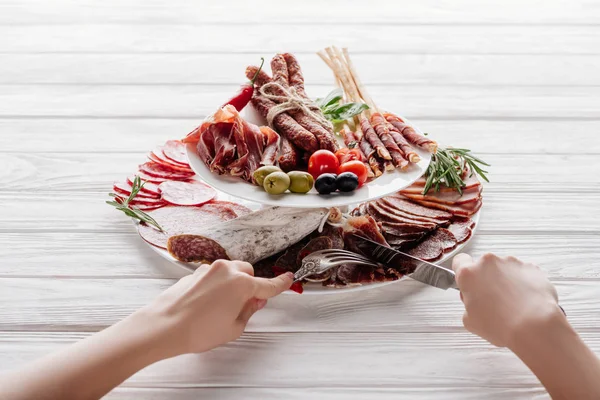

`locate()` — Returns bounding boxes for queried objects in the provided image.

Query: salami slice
[139,162,195,180]
[206,200,253,218]
[158,181,216,206]
[167,235,229,263]
[162,140,189,165]
[116,195,167,207]
[148,151,193,173]
[137,206,236,249]
[127,176,161,195]
[134,171,172,184]
[200,202,238,220]
[113,182,160,199]
[448,218,473,244]
[133,204,166,212]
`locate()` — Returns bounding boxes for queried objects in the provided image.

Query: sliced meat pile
[351,194,476,265]
[251,216,403,289]
[182,105,279,183]
[113,140,221,212]
[398,172,483,218]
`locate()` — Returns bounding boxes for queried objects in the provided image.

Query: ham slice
[404,197,482,218]
[380,222,432,236]
[404,174,481,192]
[401,185,482,206]
[381,196,452,221]
[366,202,437,229]
[375,200,448,225]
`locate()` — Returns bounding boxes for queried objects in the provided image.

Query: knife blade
[351,234,458,290]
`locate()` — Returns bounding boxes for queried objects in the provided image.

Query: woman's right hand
[140,259,293,358]
[452,253,563,349]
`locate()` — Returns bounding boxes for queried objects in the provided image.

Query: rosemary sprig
[106,175,163,231]
[423,148,490,195]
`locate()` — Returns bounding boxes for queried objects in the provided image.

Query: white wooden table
[1,1,599,398]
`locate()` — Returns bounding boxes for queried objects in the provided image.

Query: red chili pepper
[272,265,303,294]
[223,57,265,111]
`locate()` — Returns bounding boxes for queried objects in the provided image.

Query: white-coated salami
[137,205,237,249]
[158,181,216,206]
[168,207,328,264]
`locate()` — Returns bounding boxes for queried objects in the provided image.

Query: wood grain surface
[0,0,598,398]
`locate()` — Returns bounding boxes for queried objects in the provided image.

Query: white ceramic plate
[185,105,431,208]
[139,203,480,295]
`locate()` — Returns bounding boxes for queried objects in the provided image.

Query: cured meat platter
[107,47,489,295]
[141,206,480,295]
[186,105,431,207]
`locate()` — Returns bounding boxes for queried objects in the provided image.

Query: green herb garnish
[317,89,369,127]
[106,175,163,231]
[423,148,490,195]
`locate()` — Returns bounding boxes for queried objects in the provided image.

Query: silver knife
[351,234,458,290]
[350,234,567,315]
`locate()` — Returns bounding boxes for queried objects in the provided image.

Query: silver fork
[293,249,379,282]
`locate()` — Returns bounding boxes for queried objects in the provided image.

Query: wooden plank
[1,84,599,119]
[0,153,596,193]
[0,330,568,392]
[0,279,596,332]
[1,232,599,279]
[1,118,598,154]
[0,0,598,25]
[105,387,549,400]
[3,53,600,86]
[1,25,598,55]
[0,190,597,233]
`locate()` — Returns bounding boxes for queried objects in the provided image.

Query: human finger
[253,272,294,299]
[193,264,211,275]
[232,260,255,276]
[237,298,267,324]
[452,253,473,273]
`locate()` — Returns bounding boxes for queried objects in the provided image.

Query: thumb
[237,298,267,325]
[452,253,473,274]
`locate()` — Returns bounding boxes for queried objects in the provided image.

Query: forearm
[511,309,600,400]
[0,308,174,400]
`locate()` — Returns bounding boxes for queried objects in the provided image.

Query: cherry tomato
[337,160,368,187]
[308,150,339,179]
[335,148,362,164]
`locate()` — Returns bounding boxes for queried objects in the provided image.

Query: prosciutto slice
[190,105,280,182]
[384,113,437,153]
[370,113,408,169]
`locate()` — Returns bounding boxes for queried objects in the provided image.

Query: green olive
[263,171,290,195]
[287,171,314,194]
[253,166,281,186]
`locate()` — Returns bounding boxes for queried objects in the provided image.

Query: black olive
[336,172,359,192]
[315,173,338,195]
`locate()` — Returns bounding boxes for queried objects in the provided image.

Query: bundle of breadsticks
[317,47,438,179]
